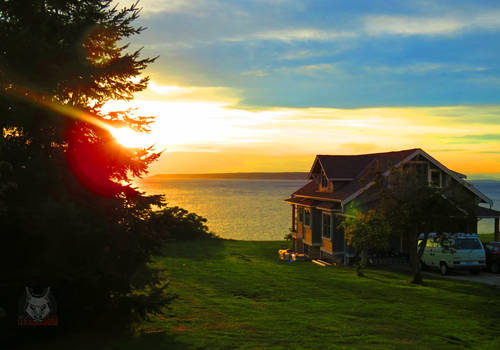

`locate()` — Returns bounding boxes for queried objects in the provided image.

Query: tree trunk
[408,232,423,284]
[357,250,367,277]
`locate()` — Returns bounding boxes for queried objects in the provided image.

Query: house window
[322,213,331,239]
[299,207,304,222]
[407,162,428,180]
[430,169,441,187]
[304,209,311,227]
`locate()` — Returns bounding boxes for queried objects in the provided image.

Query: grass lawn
[27,239,500,349]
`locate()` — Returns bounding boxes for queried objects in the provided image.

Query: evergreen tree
[0,0,172,329]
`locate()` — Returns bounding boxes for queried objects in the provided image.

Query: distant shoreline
[146,172,309,180]
[144,173,500,181]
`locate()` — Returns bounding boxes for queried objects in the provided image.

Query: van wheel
[440,262,448,276]
[491,262,499,274]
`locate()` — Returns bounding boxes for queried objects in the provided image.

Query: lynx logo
[18,287,58,326]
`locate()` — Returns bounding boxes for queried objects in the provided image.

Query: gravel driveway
[423,270,500,287]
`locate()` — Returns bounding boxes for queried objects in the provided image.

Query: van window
[454,239,482,250]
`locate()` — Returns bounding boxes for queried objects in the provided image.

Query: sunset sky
[110,0,500,178]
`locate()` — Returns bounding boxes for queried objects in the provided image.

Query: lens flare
[109,127,152,148]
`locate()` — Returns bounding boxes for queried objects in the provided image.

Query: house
[284,148,500,263]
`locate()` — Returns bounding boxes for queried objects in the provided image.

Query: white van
[418,233,486,275]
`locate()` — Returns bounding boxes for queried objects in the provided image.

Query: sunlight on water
[137,178,308,240]
[137,179,500,240]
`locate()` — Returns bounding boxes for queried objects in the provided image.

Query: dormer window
[430,169,441,187]
[318,171,332,192]
[321,172,328,188]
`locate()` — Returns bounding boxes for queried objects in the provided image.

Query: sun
[109,127,152,148]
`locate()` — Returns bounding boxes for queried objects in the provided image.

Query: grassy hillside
[26,240,500,349]
[141,240,500,349]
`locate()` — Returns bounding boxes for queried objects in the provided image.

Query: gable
[301,148,493,208]
[342,149,492,207]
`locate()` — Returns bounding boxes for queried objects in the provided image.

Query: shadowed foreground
[23,240,500,349]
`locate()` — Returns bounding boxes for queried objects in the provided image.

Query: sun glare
[109,127,152,148]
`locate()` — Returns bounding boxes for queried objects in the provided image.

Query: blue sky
[123,0,500,108]
[110,0,500,176]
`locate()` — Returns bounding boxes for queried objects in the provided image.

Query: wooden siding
[297,221,304,238]
[322,238,332,252]
[299,208,322,245]
[304,227,313,244]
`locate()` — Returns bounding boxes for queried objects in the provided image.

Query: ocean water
[137,178,500,240]
[138,178,308,240]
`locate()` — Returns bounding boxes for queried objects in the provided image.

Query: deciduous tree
[344,168,475,283]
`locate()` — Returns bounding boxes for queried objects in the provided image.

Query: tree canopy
[344,166,476,283]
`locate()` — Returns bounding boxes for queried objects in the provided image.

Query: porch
[476,206,500,241]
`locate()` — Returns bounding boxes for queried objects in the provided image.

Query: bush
[147,206,218,241]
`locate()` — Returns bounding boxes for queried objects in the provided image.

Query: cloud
[447,134,500,144]
[364,15,463,36]
[422,105,500,125]
[474,11,500,30]
[363,11,500,37]
[114,0,197,14]
[294,63,339,76]
[241,70,269,78]
[114,0,229,16]
[104,81,500,174]
[280,50,319,61]
[364,63,488,75]
[278,46,352,60]
[221,12,500,44]
[226,28,356,43]
[107,80,242,105]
